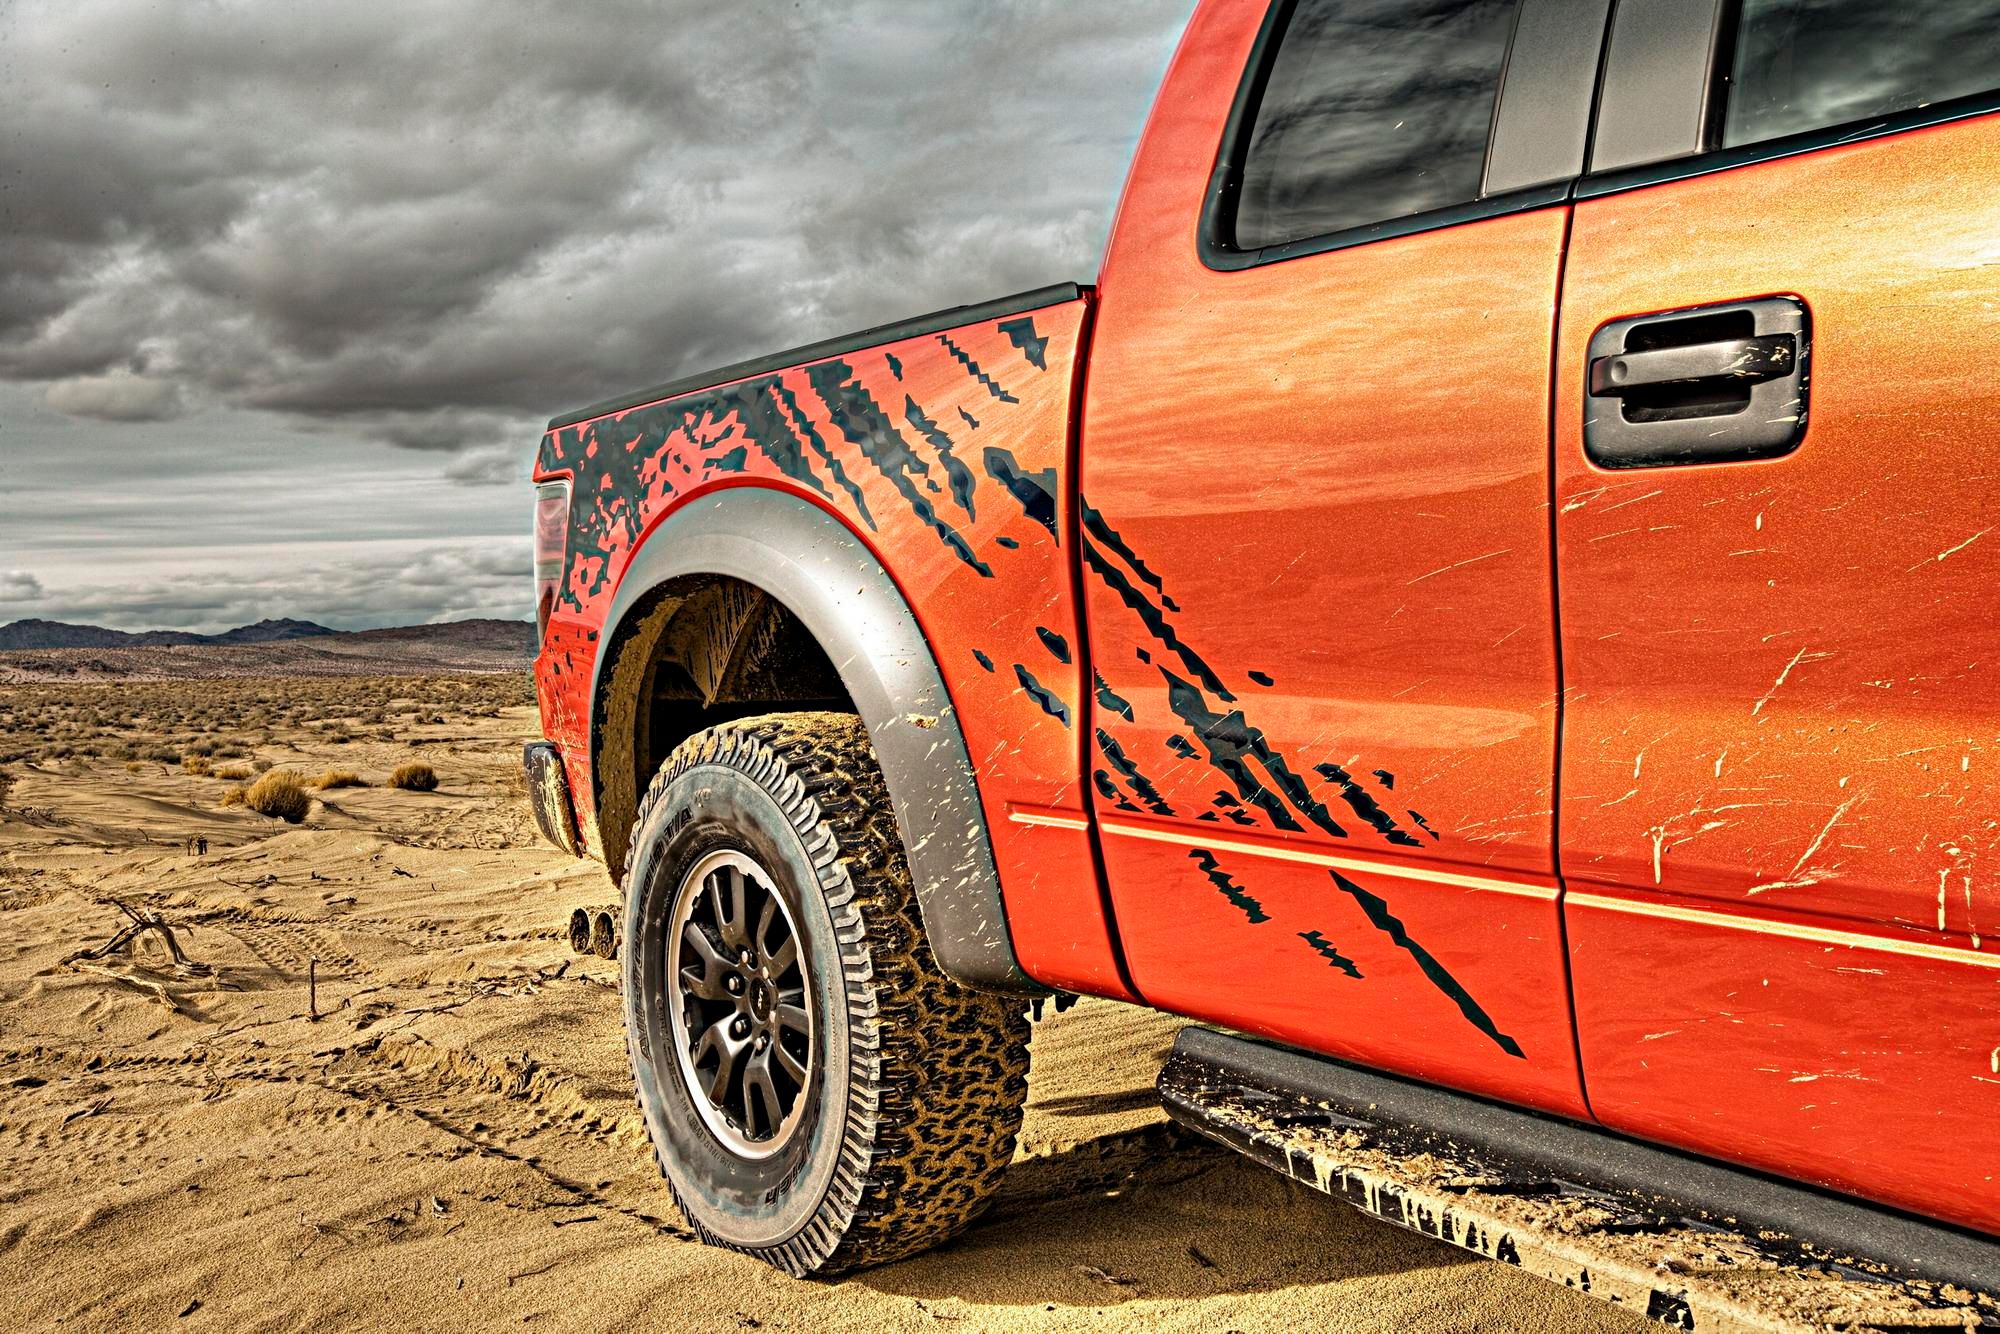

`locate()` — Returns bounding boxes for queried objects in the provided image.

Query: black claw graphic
[937,332,1019,403]
[1328,870,1523,1058]
[996,315,1050,370]
[1013,663,1071,727]
[1190,849,1269,924]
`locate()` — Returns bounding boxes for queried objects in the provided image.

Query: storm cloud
[2,0,1189,443]
[0,0,1191,630]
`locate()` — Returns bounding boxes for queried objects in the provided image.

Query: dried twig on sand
[62,900,212,978]
[61,1096,110,1126]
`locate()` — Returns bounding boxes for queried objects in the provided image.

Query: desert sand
[0,674,1635,1331]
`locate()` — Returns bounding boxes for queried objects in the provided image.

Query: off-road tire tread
[626,711,1031,1276]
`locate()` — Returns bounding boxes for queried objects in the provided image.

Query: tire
[622,710,1031,1276]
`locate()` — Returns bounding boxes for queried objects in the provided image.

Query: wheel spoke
[754,894,778,960]
[775,1002,810,1036]
[694,1016,742,1105]
[679,964,727,1002]
[744,1048,780,1137]
[765,934,798,978]
[679,921,731,999]
[773,1040,808,1086]
[714,866,749,949]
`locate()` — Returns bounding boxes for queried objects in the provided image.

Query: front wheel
[622,711,1031,1275]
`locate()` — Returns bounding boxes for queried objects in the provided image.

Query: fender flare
[588,487,1040,993]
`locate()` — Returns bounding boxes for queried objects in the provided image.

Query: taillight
[534,479,571,643]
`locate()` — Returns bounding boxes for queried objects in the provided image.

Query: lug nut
[730,1016,751,1040]
[725,973,745,995]
[754,1033,770,1053]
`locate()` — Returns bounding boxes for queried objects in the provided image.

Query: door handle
[1587,334,1795,397]
[1583,296,1811,470]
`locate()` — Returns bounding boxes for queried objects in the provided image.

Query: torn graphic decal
[937,332,1020,404]
[533,309,1085,832]
[1080,494,1522,1057]
[1097,728,1175,817]
[804,360,991,577]
[1329,871,1523,1058]
[1013,662,1072,728]
[983,445,1059,542]
[1190,849,1271,924]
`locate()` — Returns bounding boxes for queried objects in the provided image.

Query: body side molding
[589,487,1040,993]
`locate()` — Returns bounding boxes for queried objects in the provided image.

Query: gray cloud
[0,572,46,604]
[0,0,1192,628]
[42,370,190,422]
[443,445,523,488]
[1,0,1190,436]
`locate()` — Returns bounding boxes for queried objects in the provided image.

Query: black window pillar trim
[1587,0,1734,175]
[1196,0,1609,273]
[1580,0,2000,203]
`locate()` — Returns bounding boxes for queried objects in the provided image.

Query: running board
[1158,1028,1999,1332]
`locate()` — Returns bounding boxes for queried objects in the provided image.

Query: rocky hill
[0,616,338,651]
[0,617,534,682]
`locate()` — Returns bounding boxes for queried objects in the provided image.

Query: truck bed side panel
[531,296,1129,997]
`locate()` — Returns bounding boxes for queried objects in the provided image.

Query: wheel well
[592,573,854,875]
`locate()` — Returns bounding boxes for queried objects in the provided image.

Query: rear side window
[1231,0,1521,252]
[1724,0,2000,148]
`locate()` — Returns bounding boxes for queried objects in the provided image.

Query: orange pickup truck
[524,0,2000,1323]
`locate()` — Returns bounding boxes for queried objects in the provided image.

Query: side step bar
[1158,1028,1999,1331]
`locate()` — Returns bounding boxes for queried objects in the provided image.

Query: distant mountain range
[0,617,529,652]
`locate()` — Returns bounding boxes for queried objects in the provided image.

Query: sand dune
[0,685,1634,1331]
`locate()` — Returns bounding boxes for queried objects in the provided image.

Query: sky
[0,0,1195,632]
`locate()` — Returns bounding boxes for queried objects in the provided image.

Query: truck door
[1555,0,2000,1232]
[1074,0,1607,1116]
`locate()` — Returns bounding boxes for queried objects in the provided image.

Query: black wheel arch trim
[587,486,1046,995]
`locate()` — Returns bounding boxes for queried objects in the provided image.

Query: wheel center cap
[749,979,773,1022]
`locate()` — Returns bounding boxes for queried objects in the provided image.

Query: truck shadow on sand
[857,1116,1480,1311]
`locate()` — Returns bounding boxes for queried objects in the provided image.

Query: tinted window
[1232,0,1520,252]
[1724,0,2000,147]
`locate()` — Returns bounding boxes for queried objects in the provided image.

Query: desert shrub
[243,770,310,822]
[125,760,145,773]
[219,785,247,808]
[312,770,368,789]
[143,745,181,764]
[213,743,247,759]
[389,761,438,792]
[186,740,216,758]
[252,757,275,772]
[182,755,212,776]
[215,764,252,780]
